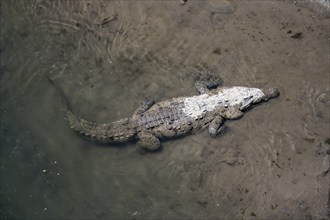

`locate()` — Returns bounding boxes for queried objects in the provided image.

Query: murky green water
[1,1,329,219]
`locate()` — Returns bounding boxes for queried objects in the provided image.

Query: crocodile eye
[244,96,253,100]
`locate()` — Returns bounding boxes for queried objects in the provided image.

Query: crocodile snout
[262,88,280,100]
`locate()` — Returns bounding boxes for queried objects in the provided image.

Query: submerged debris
[325,137,330,145]
[291,32,303,39]
[100,14,117,26]
[210,0,237,14]
[179,0,187,5]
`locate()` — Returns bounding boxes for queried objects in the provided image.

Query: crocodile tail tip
[65,110,79,129]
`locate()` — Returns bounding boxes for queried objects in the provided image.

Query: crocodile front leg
[209,108,243,137]
[223,107,244,119]
[137,131,160,151]
[133,98,154,116]
[208,116,225,137]
[194,75,222,94]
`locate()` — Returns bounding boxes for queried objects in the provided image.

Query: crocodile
[50,76,279,151]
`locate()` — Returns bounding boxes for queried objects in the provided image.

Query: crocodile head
[238,87,280,110]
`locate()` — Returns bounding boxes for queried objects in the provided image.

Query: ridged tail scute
[66,113,136,143]
[65,111,113,143]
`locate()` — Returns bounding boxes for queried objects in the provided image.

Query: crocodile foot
[194,74,223,94]
[133,98,154,116]
[137,131,160,151]
[209,116,225,137]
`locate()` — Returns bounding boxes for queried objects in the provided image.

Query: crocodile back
[132,97,210,139]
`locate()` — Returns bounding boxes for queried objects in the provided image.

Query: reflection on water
[1,0,329,219]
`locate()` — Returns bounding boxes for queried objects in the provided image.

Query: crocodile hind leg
[133,98,154,116]
[208,116,225,137]
[137,131,160,151]
[194,74,223,94]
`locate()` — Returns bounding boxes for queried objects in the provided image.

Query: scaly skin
[64,78,280,151]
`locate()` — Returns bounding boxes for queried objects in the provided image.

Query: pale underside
[182,86,265,119]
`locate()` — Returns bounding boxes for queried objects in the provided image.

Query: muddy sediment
[0,1,329,219]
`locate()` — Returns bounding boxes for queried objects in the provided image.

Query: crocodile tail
[47,77,74,113]
[65,111,110,142]
[66,112,135,143]
[49,77,135,143]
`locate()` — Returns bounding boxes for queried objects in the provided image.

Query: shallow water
[0,1,329,219]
